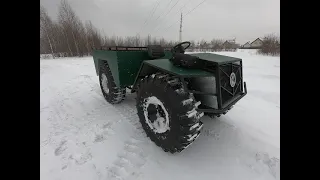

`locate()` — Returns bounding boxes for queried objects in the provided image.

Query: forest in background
[40,0,279,58]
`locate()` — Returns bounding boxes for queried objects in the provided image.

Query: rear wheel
[136,73,204,153]
[99,61,126,104]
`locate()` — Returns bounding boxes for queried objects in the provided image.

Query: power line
[151,0,202,35]
[174,0,193,18]
[179,0,193,11]
[165,0,207,31]
[138,0,162,35]
[154,0,192,34]
[153,0,174,22]
[159,0,181,20]
[157,0,207,35]
[149,0,182,34]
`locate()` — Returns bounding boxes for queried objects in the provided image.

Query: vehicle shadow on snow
[168,116,279,179]
[77,80,279,180]
[107,92,280,180]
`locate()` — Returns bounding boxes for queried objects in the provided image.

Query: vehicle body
[92,42,247,153]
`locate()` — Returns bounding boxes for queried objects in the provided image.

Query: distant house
[222,40,237,50]
[250,38,263,48]
[222,41,231,48]
[212,44,223,51]
[222,40,239,51]
[242,42,251,48]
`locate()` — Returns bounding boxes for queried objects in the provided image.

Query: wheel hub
[143,96,170,134]
[101,73,109,94]
[147,104,166,123]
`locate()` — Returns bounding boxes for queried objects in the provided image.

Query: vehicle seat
[170,53,204,69]
[147,45,165,59]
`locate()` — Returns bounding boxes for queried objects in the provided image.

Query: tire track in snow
[201,116,238,140]
[254,152,280,179]
[105,97,151,180]
[82,77,151,180]
[106,137,147,180]
[82,75,281,179]
[82,75,147,140]
[54,140,68,156]
[41,74,123,172]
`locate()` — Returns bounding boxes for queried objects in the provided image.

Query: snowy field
[40,49,280,180]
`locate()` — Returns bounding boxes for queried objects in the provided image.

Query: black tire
[136,73,204,153]
[99,61,126,104]
[205,113,220,119]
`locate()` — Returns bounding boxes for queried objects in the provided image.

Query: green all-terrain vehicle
[92,41,247,153]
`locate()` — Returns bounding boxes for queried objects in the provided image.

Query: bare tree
[210,39,224,52]
[199,39,209,51]
[42,1,278,58]
[258,34,280,56]
[116,36,124,46]
[189,40,196,52]
[58,0,83,56]
[146,35,152,46]
[134,34,142,46]
[159,38,166,46]
[40,6,55,58]
[41,0,104,57]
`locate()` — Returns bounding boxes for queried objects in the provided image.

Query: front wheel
[99,61,126,104]
[136,73,204,153]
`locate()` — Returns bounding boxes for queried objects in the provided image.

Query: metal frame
[178,60,247,114]
[219,63,243,106]
[97,46,173,51]
[131,59,247,114]
[131,60,214,92]
[94,45,247,114]
[180,75,247,114]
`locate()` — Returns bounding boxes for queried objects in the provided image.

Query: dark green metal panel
[92,49,172,88]
[92,50,120,87]
[117,51,172,87]
[131,59,214,91]
[190,53,241,64]
[117,51,149,87]
[144,59,214,77]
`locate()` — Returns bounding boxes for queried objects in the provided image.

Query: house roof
[223,40,236,45]
[250,38,263,45]
[222,41,229,45]
[243,41,250,46]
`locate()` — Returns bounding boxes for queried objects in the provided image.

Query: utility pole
[179,13,182,42]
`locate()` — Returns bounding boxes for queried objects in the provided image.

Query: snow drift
[40,49,280,180]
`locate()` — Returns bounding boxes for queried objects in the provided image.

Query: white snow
[40,49,280,180]
[167,78,179,84]
[182,98,193,105]
[194,101,201,108]
[186,108,198,118]
[187,132,200,142]
[195,112,204,119]
[190,122,200,131]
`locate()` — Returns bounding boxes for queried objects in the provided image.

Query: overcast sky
[40,0,280,44]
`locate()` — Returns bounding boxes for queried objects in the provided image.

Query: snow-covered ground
[40,49,280,180]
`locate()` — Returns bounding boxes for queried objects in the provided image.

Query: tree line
[40,0,279,58]
[40,0,104,58]
[40,0,237,58]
